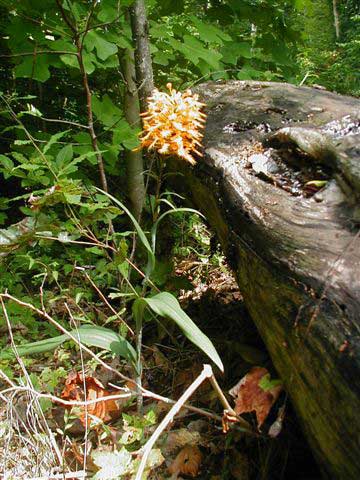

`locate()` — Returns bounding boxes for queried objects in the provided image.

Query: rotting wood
[167,80,360,480]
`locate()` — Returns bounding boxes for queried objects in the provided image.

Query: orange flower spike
[139,83,206,164]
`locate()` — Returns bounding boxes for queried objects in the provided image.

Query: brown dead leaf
[163,429,202,456]
[229,367,282,429]
[229,451,250,480]
[168,445,202,478]
[61,371,123,427]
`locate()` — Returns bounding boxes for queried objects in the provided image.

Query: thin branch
[55,0,77,34]
[0,95,58,179]
[24,471,86,480]
[36,116,89,129]
[1,293,254,436]
[0,51,77,58]
[209,371,251,430]
[0,292,134,385]
[1,385,132,407]
[17,12,73,38]
[83,271,133,334]
[80,0,97,50]
[135,365,213,480]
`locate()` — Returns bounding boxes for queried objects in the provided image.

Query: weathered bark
[130,0,154,112]
[167,81,360,479]
[119,42,145,220]
[332,0,340,39]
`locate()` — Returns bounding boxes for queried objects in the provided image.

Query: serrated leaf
[168,35,222,69]
[0,155,14,170]
[135,292,223,372]
[190,16,231,44]
[43,130,70,155]
[56,144,73,167]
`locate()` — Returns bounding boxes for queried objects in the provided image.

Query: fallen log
[166,81,360,479]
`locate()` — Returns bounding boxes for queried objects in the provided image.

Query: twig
[0,292,133,385]
[135,365,213,480]
[83,271,133,334]
[208,371,251,430]
[0,385,132,407]
[24,471,86,480]
[1,293,255,436]
[65,302,89,472]
[35,116,89,129]
[0,296,63,466]
[55,0,77,34]
[0,51,78,58]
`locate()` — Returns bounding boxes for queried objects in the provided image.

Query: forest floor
[0,255,320,480]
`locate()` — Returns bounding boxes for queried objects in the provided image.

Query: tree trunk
[119,33,145,220]
[332,0,340,39]
[130,0,154,112]
[166,81,360,479]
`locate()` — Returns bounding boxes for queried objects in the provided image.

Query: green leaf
[15,55,51,83]
[258,373,282,391]
[221,42,252,64]
[305,180,328,188]
[60,53,79,69]
[97,0,119,22]
[190,16,231,44]
[43,131,70,155]
[136,292,223,372]
[0,155,14,171]
[56,144,73,167]
[84,31,118,61]
[168,35,222,70]
[92,95,123,127]
[83,51,96,74]
[1,325,137,365]
[96,188,155,276]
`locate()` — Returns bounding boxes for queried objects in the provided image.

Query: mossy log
[166,81,360,479]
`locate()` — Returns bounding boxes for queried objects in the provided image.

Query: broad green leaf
[221,42,252,64]
[137,292,224,372]
[56,144,73,168]
[92,94,123,127]
[190,16,231,44]
[60,53,79,69]
[97,0,119,22]
[15,55,51,83]
[113,121,140,150]
[84,31,118,61]
[168,36,222,70]
[83,51,96,74]
[1,325,137,364]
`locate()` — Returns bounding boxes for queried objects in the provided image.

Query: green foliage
[134,292,224,371]
[1,325,137,364]
[296,0,360,96]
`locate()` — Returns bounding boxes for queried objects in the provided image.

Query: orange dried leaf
[229,367,282,429]
[168,445,202,478]
[61,372,122,427]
